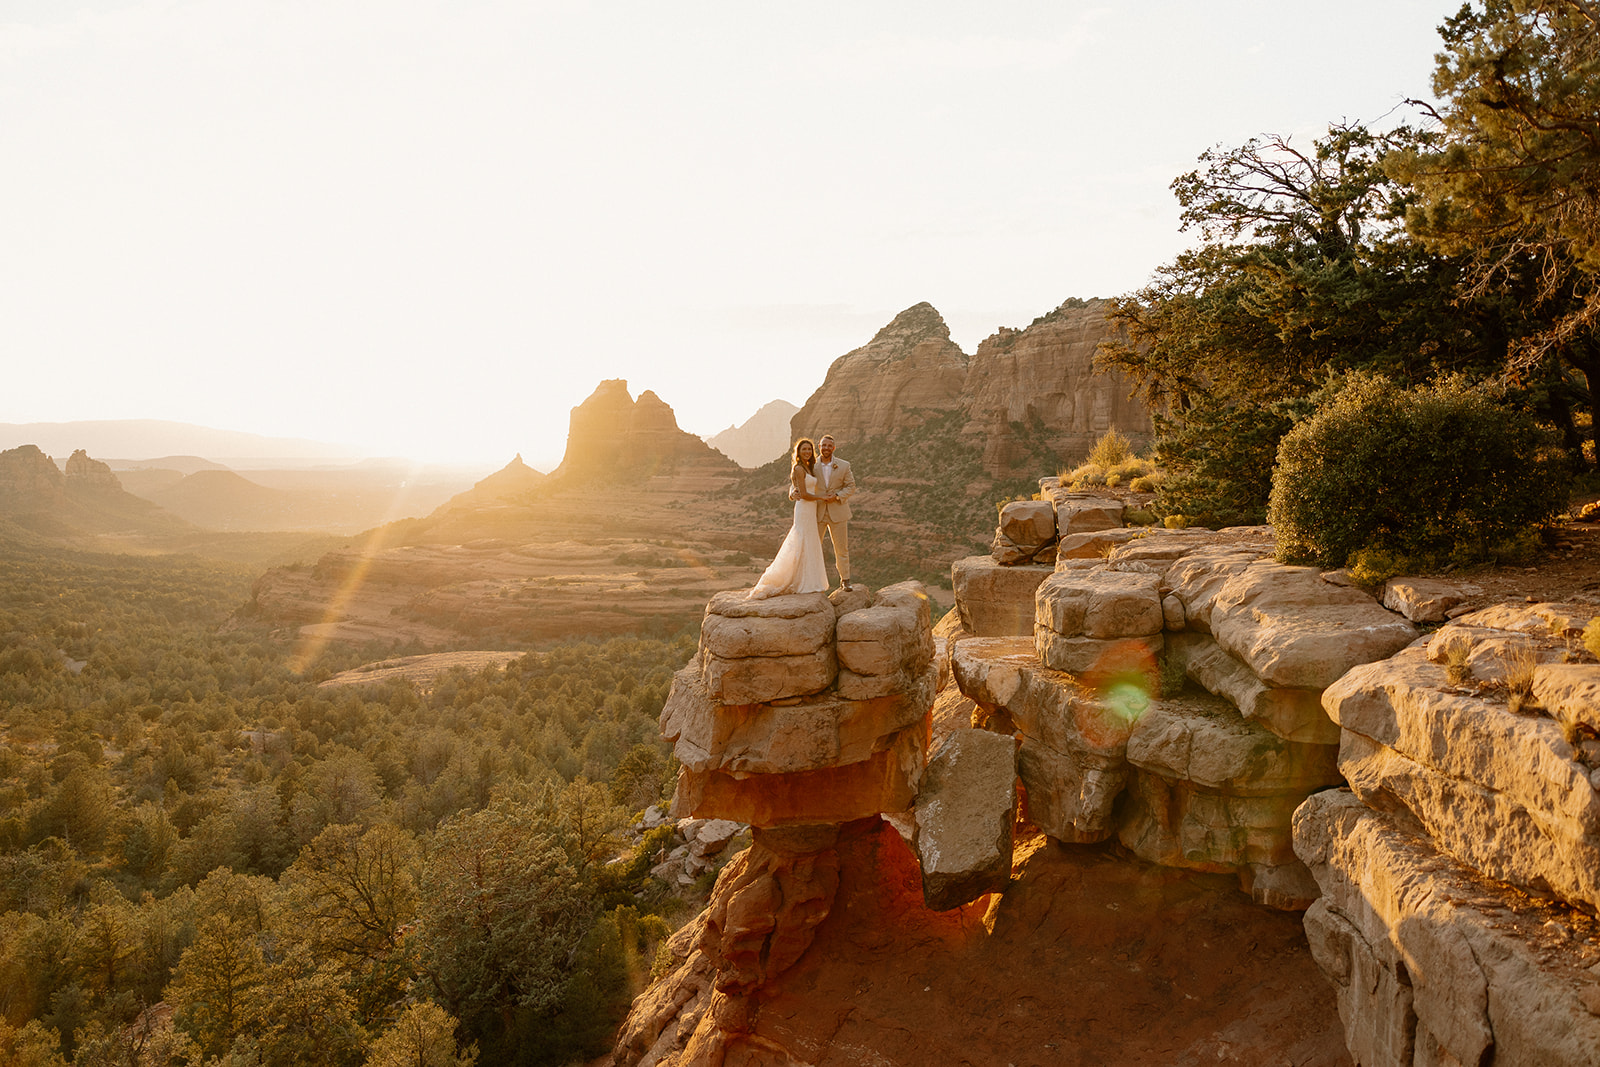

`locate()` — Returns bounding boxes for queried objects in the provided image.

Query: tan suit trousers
[818,517,849,583]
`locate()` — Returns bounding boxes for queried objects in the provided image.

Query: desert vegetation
[0,539,692,1066]
[1097,1,1600,565]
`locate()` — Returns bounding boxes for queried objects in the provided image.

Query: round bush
[1268,374,1569,567]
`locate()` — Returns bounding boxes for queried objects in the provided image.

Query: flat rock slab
[1055,528,1141,560]
[950,555,1053,637]
[1452,600,1595,638]
[1209,561,1418,689]
[1035,630,1163,675]
[1327,646,1600,910]
[913,728,1018,911]
[1295,789,1600,1067]
[1163,548,1273,634]
[1381,577,1482,623]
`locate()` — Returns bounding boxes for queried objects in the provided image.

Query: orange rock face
[612,820,1349,1067]
[962,299,1153,474]
[670,717,928,826]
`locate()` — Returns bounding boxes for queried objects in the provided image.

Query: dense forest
[0,539,698,1066]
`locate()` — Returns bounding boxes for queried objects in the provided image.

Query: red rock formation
[554,380,738,481]
[0,444,65,496]
[64,449,121,490]
[962,298,1153,475]
[790,303,969,443]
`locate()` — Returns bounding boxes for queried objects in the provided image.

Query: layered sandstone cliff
[554,380,738,481]
[789,303,969,443]
[787,298,1153,477]
[961,298,1153,474]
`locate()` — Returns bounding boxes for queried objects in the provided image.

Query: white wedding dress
[747,471,829,599]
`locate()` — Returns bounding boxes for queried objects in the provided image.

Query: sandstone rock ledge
[1295,789,1600,1067]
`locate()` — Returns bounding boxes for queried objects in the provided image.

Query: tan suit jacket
[812,457,854,523]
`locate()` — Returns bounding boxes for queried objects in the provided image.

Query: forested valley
[0,538,698,1067]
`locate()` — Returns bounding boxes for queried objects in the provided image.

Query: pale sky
[2,0,1448,470]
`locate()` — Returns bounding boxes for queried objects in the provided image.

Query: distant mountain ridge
[706,399,800,468]
[0,419,365,463]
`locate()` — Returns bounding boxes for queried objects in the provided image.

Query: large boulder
[950,556,1052,637]
[998,500,1057,547]
[913,728,1018,911]
[1326,645,1600,911]
[1294,789,1600,1067]
[1034,568,1164,640]
[1208,562,1419,689]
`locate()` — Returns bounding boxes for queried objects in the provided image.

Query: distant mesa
[0,443,190,541]
[553,379,738,480]
[65,449,121,490]
[706,399,800,468]
[790,298,1153,475]
[0,444,66,496]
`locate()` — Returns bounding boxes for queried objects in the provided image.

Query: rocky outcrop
[627,581,939,1064]
[0,444,64,496]
[705,399,800,469]
[790,303,969,444]
[553,380,738,481]
[1292,601,1600,1066]
[63,449,120,489]
[950,556,1052,636]
[1295,789,1600,1067]
[452,454,544,504]
[961,299,1153,475]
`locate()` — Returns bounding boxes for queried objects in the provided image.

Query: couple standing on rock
[747,434,856,599]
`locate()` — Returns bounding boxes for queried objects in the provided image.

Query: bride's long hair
[792,438,816,477]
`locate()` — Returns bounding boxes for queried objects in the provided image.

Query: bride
[747,438,830,599]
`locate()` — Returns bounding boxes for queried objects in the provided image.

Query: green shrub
[1270,374,1570,568]
[1129,473,1162,494]
[1066,463,1106,487]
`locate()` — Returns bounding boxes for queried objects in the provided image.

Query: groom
[812,434,855,590]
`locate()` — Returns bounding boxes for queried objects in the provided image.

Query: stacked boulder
[1293,601,1600,1065]
[955,486,1133,638]
[619,581,940,1066]
[989,499,1058,564]
[953,524,1419,907]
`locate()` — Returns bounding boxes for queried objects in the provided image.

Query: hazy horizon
[3,0,1450,467]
